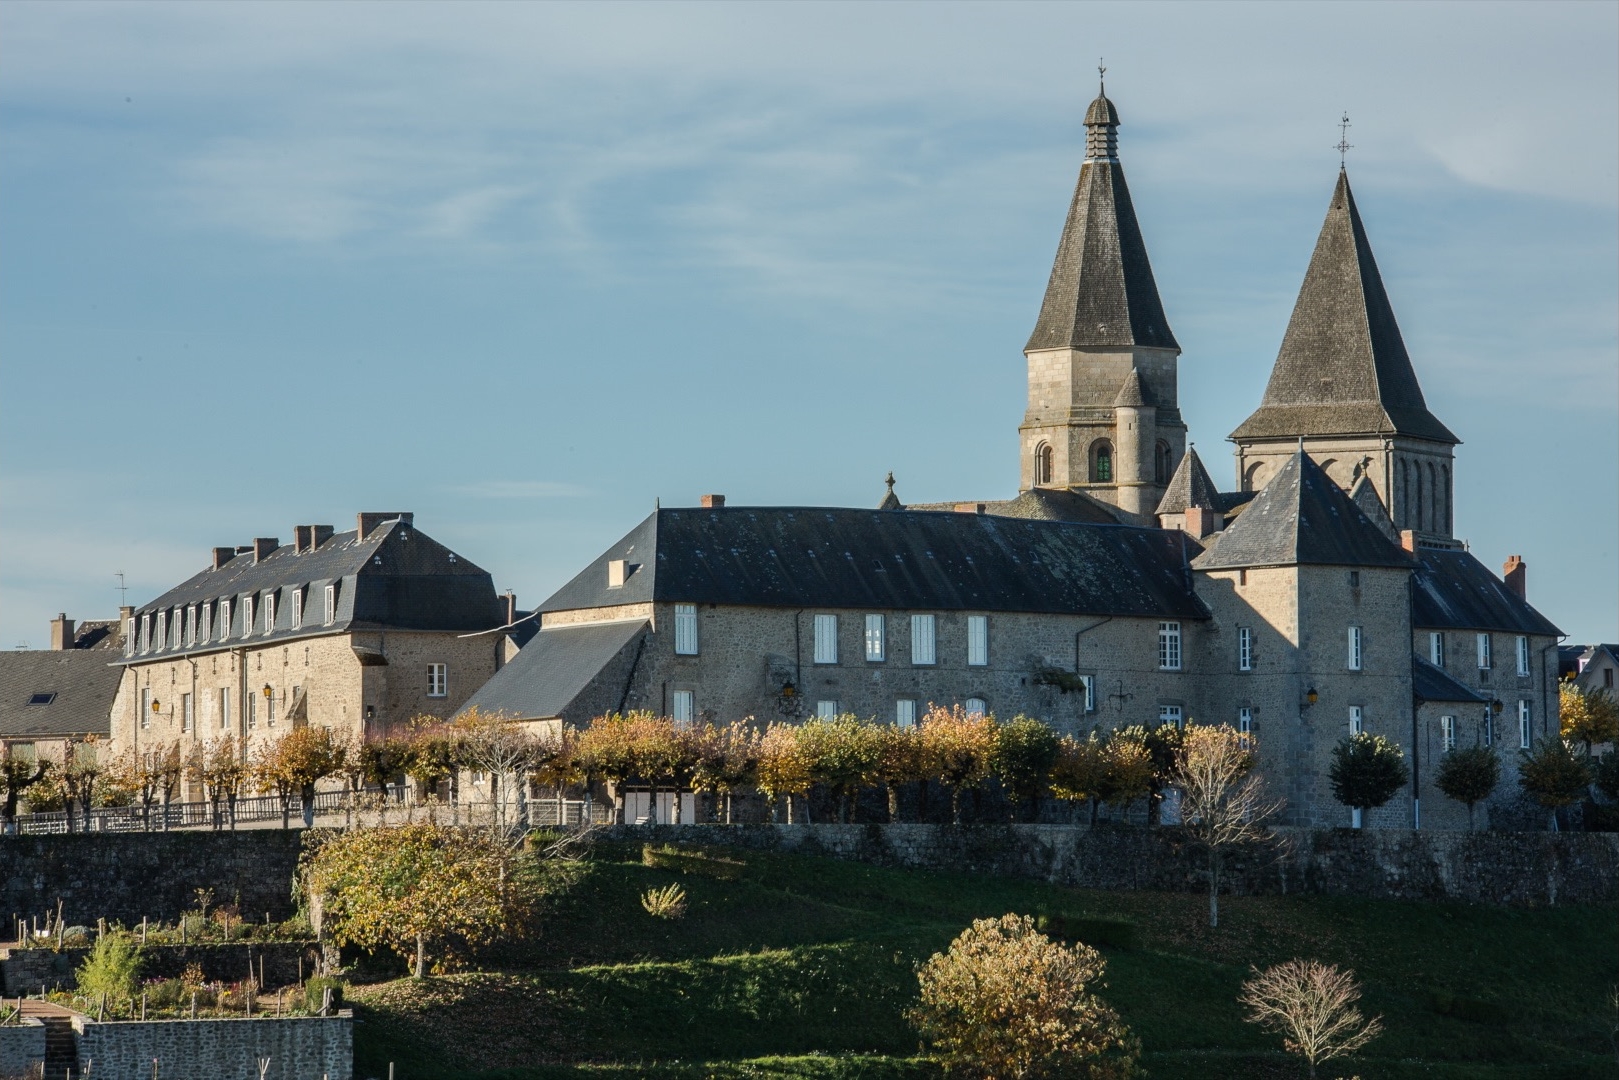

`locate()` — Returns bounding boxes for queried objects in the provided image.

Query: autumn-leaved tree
[189,737,247,829]
[1434,746,1500,830]
[692,722,759,824]
[1240,959,1383,1080]
[757,723,814,822]
[1098,732,1154,821]
[1172,724,1282,928]
[1050,734,1111,825]
[798,714,883,822]
[60,737,106,832]
[574,713,643,823]
[1518,737,1592,831]
[454,707,548,834]
[992,717,1061,822]
[1560,681,1619,754]
[909,913,1140,1079]
[107,743,184,830]
[921,705,999,824]
[1117,722,1185,825]
[1328,733,1409,825]
[874,722,925,822]
[1,753,51,831]
[306,821,539,977]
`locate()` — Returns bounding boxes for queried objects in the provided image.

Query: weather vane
[1098,59,1106,92]
[1335,112,1353,168]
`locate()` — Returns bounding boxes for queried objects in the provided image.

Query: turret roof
[1154,446,1220,516]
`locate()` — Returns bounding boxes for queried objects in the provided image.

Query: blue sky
[2,1,1615,647]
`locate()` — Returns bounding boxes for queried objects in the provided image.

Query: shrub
[640,883,688,920]
[993,717,1061,820]
[304,976,346,1013]
[146,978,186,1009]
[909,913,1140,1079]
[1329,734,1409,820]
[1518,738,1592,830]
[76,933,144,1010]
[1434,747,1500,829]
[1595,751,1619,802]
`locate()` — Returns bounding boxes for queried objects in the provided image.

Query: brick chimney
[954,503,987,515]
[1183,506,1221,540]
[252,537,280,562]
[49,614,74,651]
[700,494,725,508]
[1399,529,1418,553]
[212,547,237,570]
[357,512,412,538]
[1502,555,1526,600]
[504,591,518,625]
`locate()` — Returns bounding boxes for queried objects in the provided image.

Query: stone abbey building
[464,87,1562,831]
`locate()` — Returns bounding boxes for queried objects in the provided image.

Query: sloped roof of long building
[541,507,1208,620]
[0,651,122,738]
[457,619,648,722]
[1411,548,1561,636]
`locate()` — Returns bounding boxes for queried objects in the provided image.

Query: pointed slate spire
[1192,451,1408,570]
[1155,445,1219,516]
[1025,90,1178,353]
[1232,171,1457,444]
[878,472,903,511]
[1112,368,1152,407]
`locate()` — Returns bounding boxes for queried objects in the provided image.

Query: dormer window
[324,585,337,626]
[220,600,233,640]
[264,594,276,635]
[291,588,304,629]
[242,597,254,637]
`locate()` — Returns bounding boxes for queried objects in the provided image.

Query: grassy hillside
[351,840,1617,1079]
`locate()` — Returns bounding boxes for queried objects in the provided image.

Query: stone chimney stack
[253,538,280,562]
[1399,529,1418,553]
[213,547,237,570]
[1183,505,1221,540]
[357,512,412,538]
[49,614,74,651]
[1502,555,1526,600]
[700,494,725,508]
[504,591,518,625]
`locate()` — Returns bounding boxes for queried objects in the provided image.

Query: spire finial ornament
[884,471,895,494]
[1098,58,1106,93]
[1335,112,1353,169]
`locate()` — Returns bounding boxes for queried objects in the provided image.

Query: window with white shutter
[816,700,838,719]
[1158,704,1183,728]
[220,601,232,641]
[324,585,337,626]
[674,604,698,655]
[910,615,936,666]
[1518,700,1531,748]
[813,614,838,664]
[1238,706,1252,747]
[1440,715,1455,751]
[264,595,276,635]
[1078,674,1095,713]
[1477,633,1491,670]
[967,615,988,666]
[292,589,304,628]
[864,614,885,662]
[1349,705,1363,735]
[672,690,694,724]
[1429,632,1444,667]
[427,663,447,698]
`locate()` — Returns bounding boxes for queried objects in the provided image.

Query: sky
[1,1,1615,649]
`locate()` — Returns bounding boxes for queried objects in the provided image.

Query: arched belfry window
[1154,442,1172,485]
[1091,440,1114,484]
[1035,443,1054,486]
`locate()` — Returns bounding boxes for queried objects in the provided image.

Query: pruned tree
[1433,746,1500,830]
[874,722,925,823]
[992,716,1061,822]
[574,713,644,823]
[1050,733,1110,826]
[1098,731,1154,822]
[1116,722,1185,825]
[691,721,759,824]
[798,714,884,822]
[1172,723,1282,928]
[403,720,460,805]
[756,723,813,823]
[189,737,247,830]
[1328,733,1409,826]
[1,753,51,832]
[1240,958,1383,1079]
[920,704,999,824]
[306,821,538,977]
[59,736,106,832]
[1517,737,1592,831]
[1559,681,1619,755]
[908,913,1140,1079]
[453,707,547,835]
[106,742,184,830]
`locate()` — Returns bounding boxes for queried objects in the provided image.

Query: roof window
[27,692,56,706]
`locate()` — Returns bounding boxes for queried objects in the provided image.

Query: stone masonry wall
[2,942,319,996]
[73,1013,351,1080]
[0,1019,45,1080]
[0,831,305,929]
[613,822,1619,907]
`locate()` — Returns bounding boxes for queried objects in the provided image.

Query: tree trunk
[414,933,426,979]
[950,786,962,825]
[1466,802,1475,831]
[1208,849,1221,928]
[281,794,291,830]
[1089,798,1099,827]
[886,784,899,823]
[302,785,317,828]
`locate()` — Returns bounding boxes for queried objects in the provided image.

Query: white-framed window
[200,602,212,642]
[220,600,232,640]
[242,597,254,637]
[1238,627,1253,672]
[181,693,194,733]
[864,614,885,662]
[1482,708,1493,747]
[1078,674,1095,713]
[895,699,916,728]
[247,692,257,730]
[965,697,987,717]
[671,689,694,724]
[140,687,151,729]
[1429,632,1444,667]
[1158,622,1182,671]
[1518,700,1531,748]
[1440,715,1455,752]
[266,688,276,727]
[1515,635,1530,677]
[1349,705,1364,735]
[1238,706,1252,747]
[140,614,151,653]
[813,614,838,664]
[674,603,698,655]
[427,663,448,698]
[1159,704,1183,728]
[291,588,304,628]
[910,614,936,666]
[124,617,136,657]
[219,688,231,730]
[967,615,988,667]
[263,594,276,635]
[816,700,839,719]
[1347,626,1363,671]
[1477,633,1491,670]
[156,611,167,650]
[185,607,196,647]
[323,585,337,626]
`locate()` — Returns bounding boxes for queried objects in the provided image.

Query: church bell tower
[1019,84,1184,524]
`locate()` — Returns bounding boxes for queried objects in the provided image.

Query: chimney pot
[252,538,280,562]
[504,591,517,626]
[50,614,74,651]
[700,494,725,509]
[1502,555,1526,600]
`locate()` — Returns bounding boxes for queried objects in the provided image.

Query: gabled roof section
[0,651,122,738]
[1192,451,1410,570]
[1349,475,1398,541]
[1155,446,1219,516]
[541,506,1207,620]
[1411,548,1562,636]
[908,487,1124,525]
[1413,656,1489,704]
[1231,170,1457,445]
[1024,94,1178,353]
[456,619,649,722]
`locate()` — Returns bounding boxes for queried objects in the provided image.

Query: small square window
[965,697,987,718]
[1348,570,1360,587]
[816,700,839,719]
[1158,704,1183,728]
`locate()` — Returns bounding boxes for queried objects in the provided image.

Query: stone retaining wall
[1,942,320,996]
[72,1012,351,1080]
[612,823,1619,907]
[0,1018,45,1080]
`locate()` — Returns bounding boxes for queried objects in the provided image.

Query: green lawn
[350,840,1618,1080]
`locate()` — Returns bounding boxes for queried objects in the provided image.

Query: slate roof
[1192,451,1410,570]
[456,619,648,721]
[1411,548,1561,636]
[541,507,1208,620]
[1155,447,1220,516]
[1024,94,1178,353]
[908,488,1124,525]
[127,517,503,662]
[1412,656,1489,704]
[0,651,122,738]
[1231,170,1458,445]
